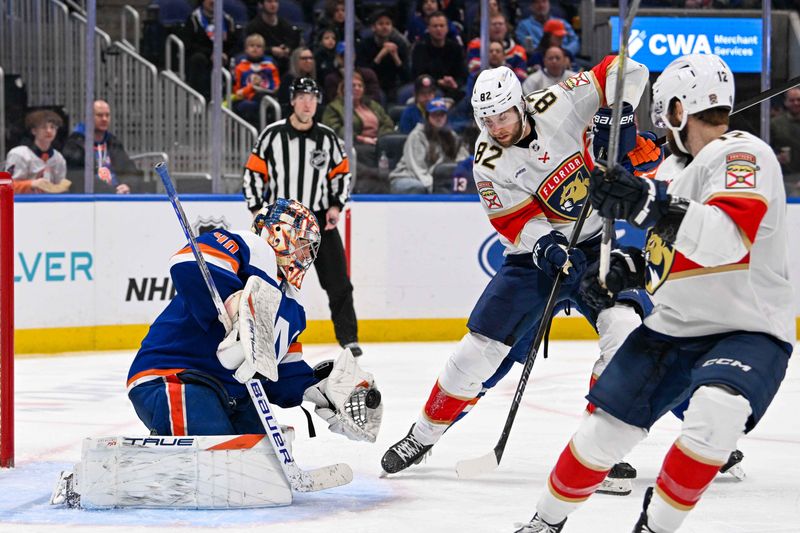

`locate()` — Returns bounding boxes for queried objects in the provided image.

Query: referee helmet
[290,77,322,104]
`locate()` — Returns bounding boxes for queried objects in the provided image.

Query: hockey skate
[381,425,432,474]
[632,486,656,532]
[344,342,363,357]
[719,449,745,481]
[50,470,80,508]
[513,514,567,533]
[597,462,637,496]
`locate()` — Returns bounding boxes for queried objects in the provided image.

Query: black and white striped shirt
[242,119,351,213]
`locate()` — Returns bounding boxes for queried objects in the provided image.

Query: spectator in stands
[389,98,467,193]
[515,0,579,58]
[450,124,480,194]
[526,19,574,70]
[771,87,800,195]
[522,45,575,93]
[466,13,527,81]
[322,72,394,193]
[4,110,70,194]
[411,11,467,102]
[316,0,361,44]
[314,28,339,86]
[62,100,142,194]
[276,47,317,118]
[323,42,383,105]
[399,74,438,134]
[232,33,280,127]
[244,0,301,75]
[357,10,410,103]
[406,0,462,45]
[183,0,239,100]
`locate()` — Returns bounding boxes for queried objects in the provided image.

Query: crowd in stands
[3,0,800,196]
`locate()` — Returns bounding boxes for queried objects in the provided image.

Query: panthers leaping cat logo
[560,174,589,212]
[644,230,676,294]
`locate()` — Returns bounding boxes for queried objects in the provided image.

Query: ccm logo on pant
[702,358,752,372]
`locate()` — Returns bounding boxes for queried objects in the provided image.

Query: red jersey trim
[487,197,546,244]
[706,192,768,248]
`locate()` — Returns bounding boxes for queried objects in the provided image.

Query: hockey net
[0,173,13,467]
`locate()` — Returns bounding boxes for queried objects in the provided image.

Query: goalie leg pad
[58,433,295,509]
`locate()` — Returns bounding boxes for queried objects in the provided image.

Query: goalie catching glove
[303,348,383,442]
[216,276,282,383]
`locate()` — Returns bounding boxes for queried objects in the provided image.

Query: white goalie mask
[651,54,734,153]
[471,66,525,138]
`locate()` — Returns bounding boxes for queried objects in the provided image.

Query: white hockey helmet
[651,54,734,148]
[471,66,525,130]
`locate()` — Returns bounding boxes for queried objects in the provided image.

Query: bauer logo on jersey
[558,71,591,91]
[725,152,757,189]
[536,153,592,221]
[310,149,330,170]
[644,229,676,294]
[477,180,504,210]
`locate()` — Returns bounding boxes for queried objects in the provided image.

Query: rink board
[10,195,800,352]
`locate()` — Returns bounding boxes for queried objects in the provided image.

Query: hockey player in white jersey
[381,56,655,481]
[515,54,794,533]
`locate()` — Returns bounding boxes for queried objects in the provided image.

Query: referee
[242,77,362,356]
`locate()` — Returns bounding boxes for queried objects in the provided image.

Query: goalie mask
[252,198,321,289]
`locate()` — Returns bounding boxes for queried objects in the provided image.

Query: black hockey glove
[532,231,587,286]
[589,164,671,229]
[580,248,646,314]
[592,103,636,164]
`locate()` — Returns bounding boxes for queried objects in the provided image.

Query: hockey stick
[455,197,594,479]
[154,162,353,492]
[599,0,642,285]
[654,75,800,146]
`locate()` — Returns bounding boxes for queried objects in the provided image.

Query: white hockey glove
[215,276,282,383]
[303,348,383,442]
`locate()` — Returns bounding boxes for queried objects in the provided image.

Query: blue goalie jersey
[127,228,316,407]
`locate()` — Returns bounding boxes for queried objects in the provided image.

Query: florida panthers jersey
[644,131,795,345]
[473,56,649,255]
[127,229,312,401]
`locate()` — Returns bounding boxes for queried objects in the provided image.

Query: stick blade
[455,450,499,479]
[290,463,354,492]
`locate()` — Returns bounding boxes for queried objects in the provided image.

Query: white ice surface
[2,341,799,533]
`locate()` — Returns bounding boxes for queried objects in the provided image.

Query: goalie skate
[50,470,80,508]
[597,462,636,496]
[381,425,432,474]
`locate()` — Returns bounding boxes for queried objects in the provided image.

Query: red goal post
[0,172,14,467]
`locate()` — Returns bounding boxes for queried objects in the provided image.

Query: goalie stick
[599,0,643,285]
[154,162,353,492]
[455,196,594,479]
